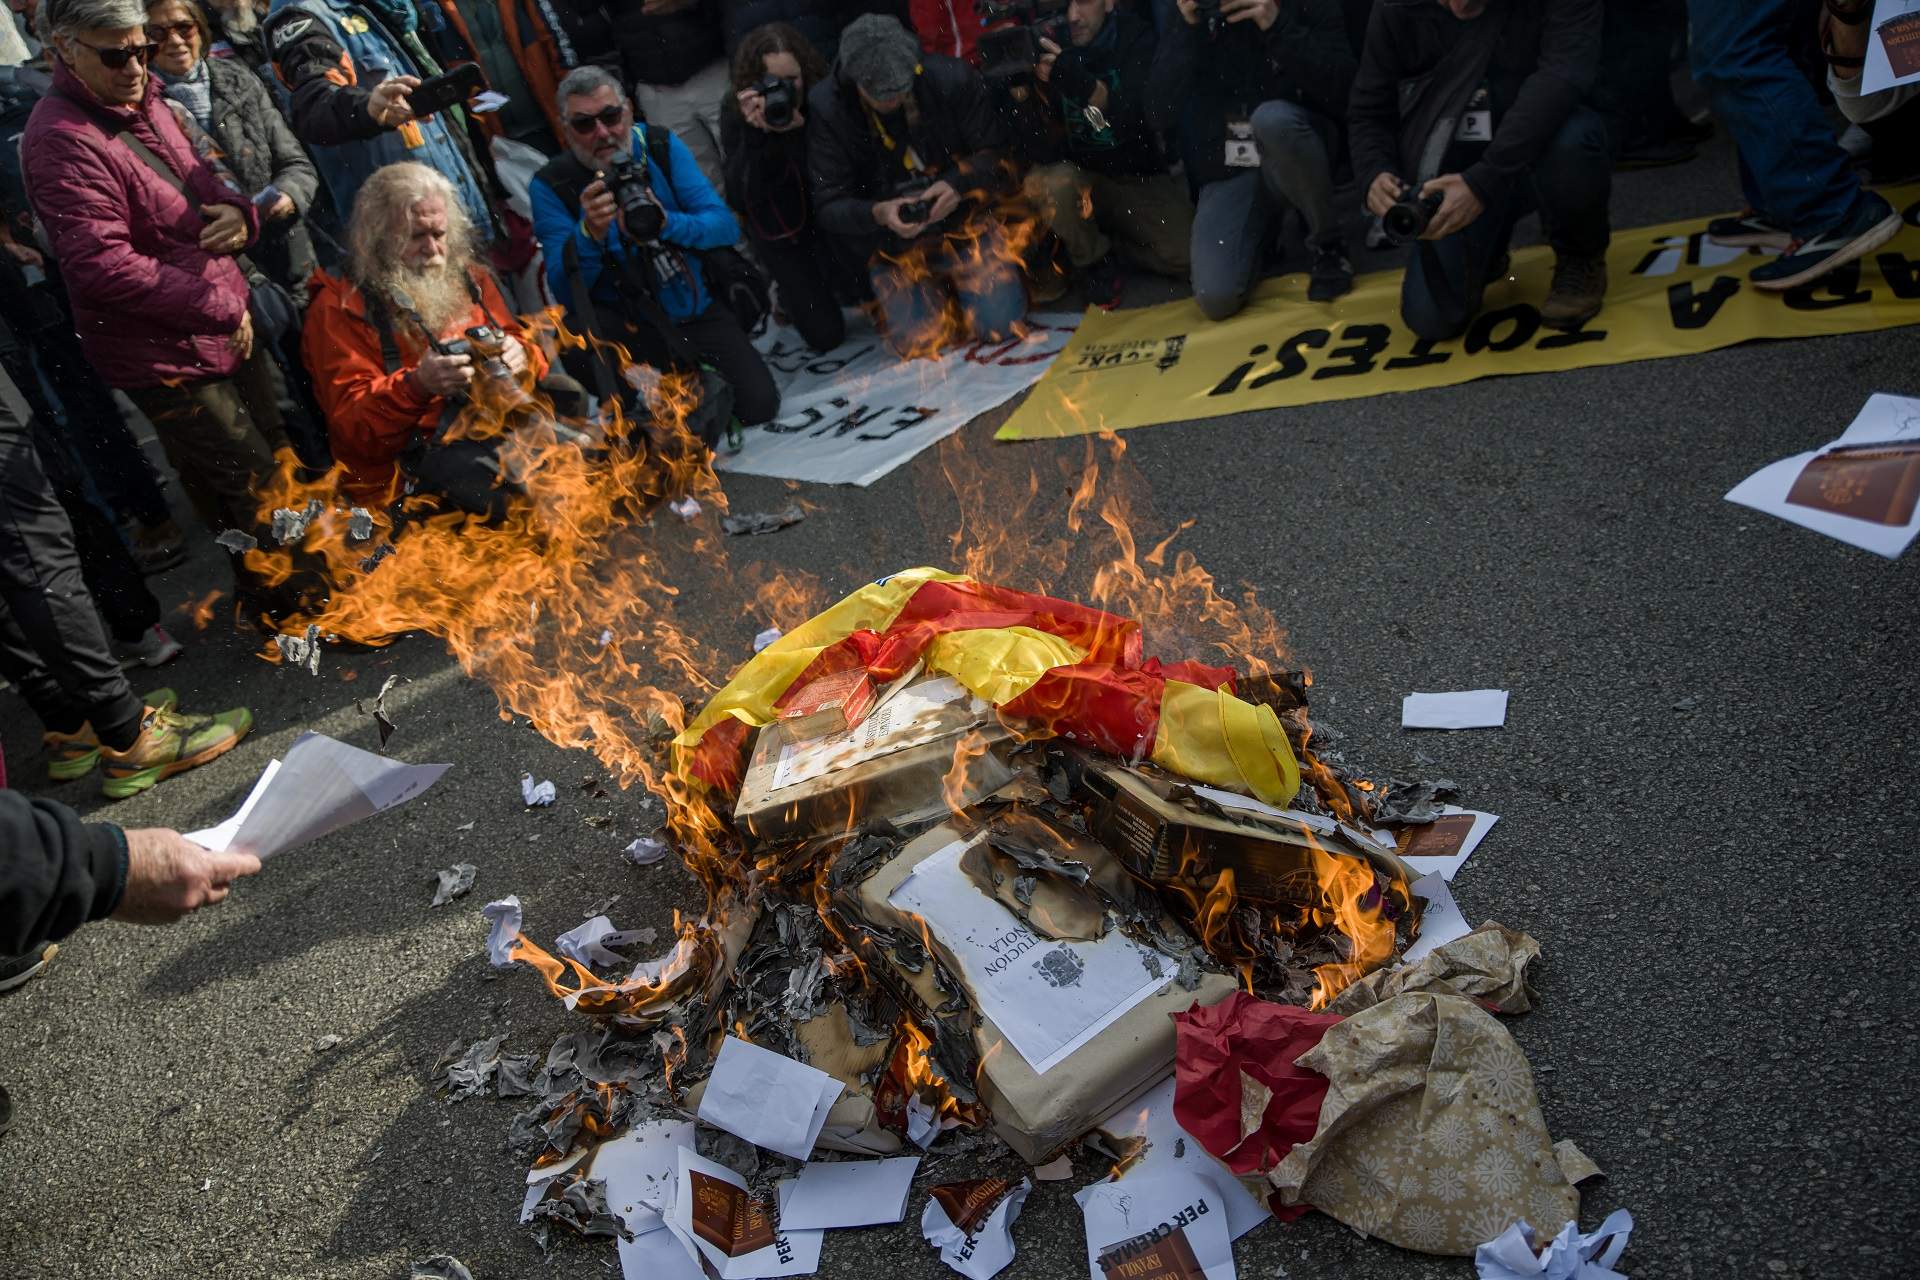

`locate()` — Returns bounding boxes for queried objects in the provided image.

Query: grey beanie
[838,13,920,99]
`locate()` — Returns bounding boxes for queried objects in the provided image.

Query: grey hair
[345,161,474,287]
[37,0,148,43]
[554,64,624,121]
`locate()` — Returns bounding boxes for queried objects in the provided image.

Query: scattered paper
[776,1156,920,1230]
[921,1178,1029,1280]
[1402,689,1509,730]
[1033,1154,1072,1181]
[185,732,448,859]
[1476,1209,1634,1279]
[669,495,701,521]
[556,914,657,970]
[314,1033,342,1052]
[1861,0,1920,95]
[483,895,523,967]
[591,1118,696,1237]
[697,1036,844,1161]
[271,497,323,544]
[1091,1078,1269,1241]
[721,504,807,537]
[666,1146,824,1279]
[626,835,669,866]
[431,862,476,906]
[753,626,783,652]
[278,623,322,675]
[454,820,476,832]
[408,1257,473,1280]
[469,89,509,113]
[1725,392,1920,559]
[599,628,614,646]
[1402,872,1472,964]
[346,508,373,542]
[521,1147,588,1224]
[621,1222,706,1280]
[888,835,1176,1074]
[357,673,401,749]
[1388,806,1499,881]
[213,527,257,554]
[521,774,557,807]
[906,1092,939,1148]
[1076,1170,1235,1280]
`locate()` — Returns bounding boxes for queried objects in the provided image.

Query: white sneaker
[118,623,184,669]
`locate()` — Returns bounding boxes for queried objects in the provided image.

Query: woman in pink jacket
[23,0,285,576]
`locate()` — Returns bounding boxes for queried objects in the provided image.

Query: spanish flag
[672,568,1301,807]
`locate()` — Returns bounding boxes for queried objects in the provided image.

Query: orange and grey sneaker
[44,688,179,780]
[99,701,253,799]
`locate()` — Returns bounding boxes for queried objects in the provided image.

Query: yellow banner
[998,187,1920,440]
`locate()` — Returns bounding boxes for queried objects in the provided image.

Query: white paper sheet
[1186,785,1337,833]
[921,1178,1029,1280]
[1389,806,1500,882]
[1075,1170,1236,1280]
[482,895,523,967]
[770,676,975,791]
[1403,872,1473,964]
[185,732,448,858]
[1475,1207,1634,1279]
[697,1036,844,1161]
[519,1147,588,1224]
[1725,393,1920,559]
[1402,689,1510,730]
[888,836,1175,1075]
[719,314,1079,487]
[521,774,556,806]
[776,1156,921,1230]
[590,1119,695,1237]
[1861,0,1920,95]
[1092,1078,1269,1242]
[665,1147,823,1279]
[554,914,655,970]
[620,1225,706,1280]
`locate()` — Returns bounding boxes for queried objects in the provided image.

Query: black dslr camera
[1382,189,1444,245]
[976,0,1069,81]
[892,177,935,226]
[603,155,665,240]
[1191,0,1224,37]
[754,73,798,128]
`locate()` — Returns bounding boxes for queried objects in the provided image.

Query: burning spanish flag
[672,568,1302,808]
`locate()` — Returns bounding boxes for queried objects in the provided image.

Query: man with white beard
[301,160,547,508]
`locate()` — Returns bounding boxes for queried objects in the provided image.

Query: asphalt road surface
[3,126,1917,1280]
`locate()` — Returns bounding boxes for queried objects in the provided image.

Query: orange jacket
[302,265,546,504]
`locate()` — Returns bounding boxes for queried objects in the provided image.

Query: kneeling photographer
[530,65,779,443]
[722,22,861,353]
[1350,0,1611,341]
[808,14,1025,358]
[303,163,577,519]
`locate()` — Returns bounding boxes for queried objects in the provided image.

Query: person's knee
[964,273,1027,342]
[1023,164,1082,222]
[1251,98,1314,153]
[1399,285,1469,342]
[1192,275,1248,322]
[1542,110,1611,171]
[728,354,781,426]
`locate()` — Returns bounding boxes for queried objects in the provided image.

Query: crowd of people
[0,0,1917,1000]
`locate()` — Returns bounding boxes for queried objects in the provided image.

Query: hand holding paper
[186,732,449,858]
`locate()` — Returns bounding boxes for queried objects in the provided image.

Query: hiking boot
[98,701,252,799]
[128,518,188,575]
[115,623,184,669]
[0,944,57,996]
[1307,240,1354,303]
[1540,255,1607,329]
[1081,254,1124,310]
[1706,209,1790,250]
[1751,193,1902,292]
[43,687,179,780]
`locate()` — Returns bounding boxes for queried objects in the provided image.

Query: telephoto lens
[1383,190,1444,245]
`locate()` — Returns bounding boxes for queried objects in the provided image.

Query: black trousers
[754,231,850,353]
[585,301,782,427]
[0,371,145,748]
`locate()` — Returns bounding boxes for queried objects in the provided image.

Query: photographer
[722,21,854,352]
[529,65,779,430]
[808,13,1023,358]
[1023,0,1192,309]
[303,162,548,508]
[1349,0,1611,340]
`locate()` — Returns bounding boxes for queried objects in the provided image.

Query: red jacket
[302,265,546,504]
[22,61,258,389]
[909,0,986,61]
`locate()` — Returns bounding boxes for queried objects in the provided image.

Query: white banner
[717,312,1080,487]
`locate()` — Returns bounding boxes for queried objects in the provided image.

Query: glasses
[566,105,625,136]
[146,21,198,43]
[76,39,158,69]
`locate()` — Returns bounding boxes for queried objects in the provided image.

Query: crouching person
[808,14,1025,357]
[303,162,554,515]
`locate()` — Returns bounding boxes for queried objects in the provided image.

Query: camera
[976,0,1068,81]
[1191,0,1224,36]
[898,196,934,224]
[754,73,797,128]
[604,155,665,240]
[1382,189,1444,245]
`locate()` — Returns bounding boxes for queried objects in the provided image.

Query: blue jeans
[1190,99,1340,322]
[869,229,1027,357]
[1402,107,1613,342]
[1687,0,1862,237]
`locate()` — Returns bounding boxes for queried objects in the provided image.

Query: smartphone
[405,62,486,118]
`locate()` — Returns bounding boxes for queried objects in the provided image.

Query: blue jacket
[529,125,738,323]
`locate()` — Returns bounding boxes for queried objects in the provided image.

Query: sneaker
[1307,240,1354,303]
[116,623,184,669]
[0,943,57,995]
[1751,194,1902,292]
[44,687,179,780]
[128,518,188,576]
[1706,209,1791,250]
[98,701,252,799]
[1081,254,1124,310]
[1540,255,1608,329]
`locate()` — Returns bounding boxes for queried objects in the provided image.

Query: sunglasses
[146,20,198,42]
[75,39,157,68]
[566,105,625,136]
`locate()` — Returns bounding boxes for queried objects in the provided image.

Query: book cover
[1785,444,1920,527]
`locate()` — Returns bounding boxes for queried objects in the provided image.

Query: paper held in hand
[185,731,449,858]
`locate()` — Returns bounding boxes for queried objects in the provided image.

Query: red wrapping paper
[1172,992,1342,1182]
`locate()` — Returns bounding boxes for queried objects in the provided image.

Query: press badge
[1455,87,1493,142]
[1224,119,1257,168]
